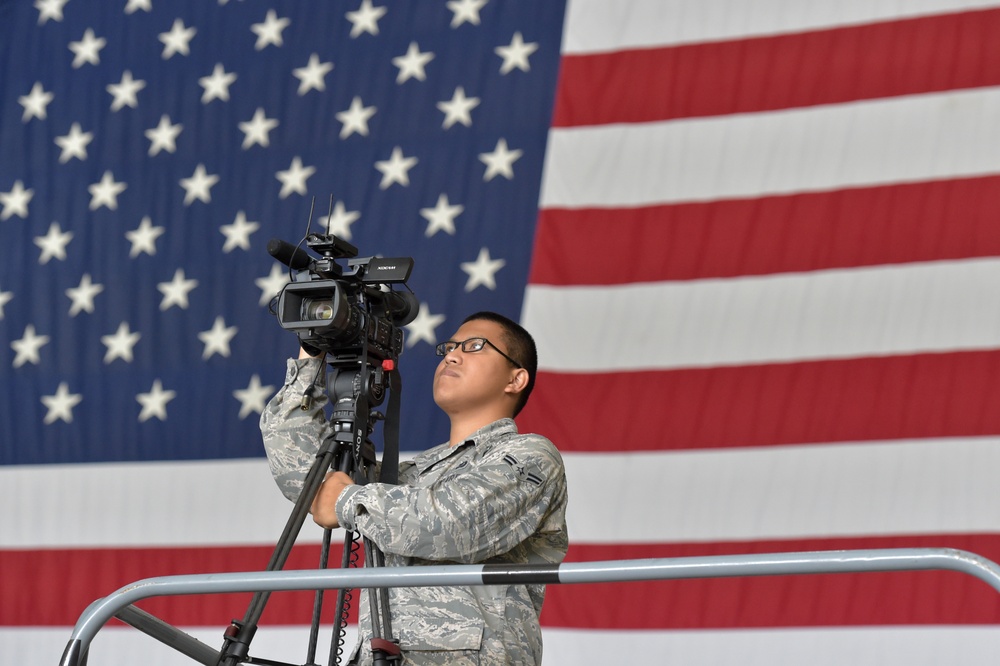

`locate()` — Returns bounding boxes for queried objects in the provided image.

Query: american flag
[5,0,1000,664]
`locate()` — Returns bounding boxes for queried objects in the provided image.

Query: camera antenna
[285,197,318,282]
[303,196,316,239]
[325,193,334,235]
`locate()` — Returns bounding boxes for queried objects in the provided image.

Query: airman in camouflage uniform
[261,312,569,665]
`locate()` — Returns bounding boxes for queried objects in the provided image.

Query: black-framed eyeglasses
[435,337,523,368]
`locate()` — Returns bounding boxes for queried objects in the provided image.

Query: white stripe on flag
[523,257,1000,372]
[564,436,1000,543]
[4,626,359,666]
[11,625,1000,666]
[562,0,1000,53]
[540,86,1000,208]
[542,626,1000,665]
[1,458,293,548]
[6,437,1000,548]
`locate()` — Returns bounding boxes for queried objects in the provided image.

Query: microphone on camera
[267,238,313,271]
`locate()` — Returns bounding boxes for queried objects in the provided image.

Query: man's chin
[432,389,463,416]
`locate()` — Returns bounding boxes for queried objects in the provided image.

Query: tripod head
[324,355,396,484]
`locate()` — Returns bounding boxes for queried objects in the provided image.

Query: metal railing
[59,547,1000,666]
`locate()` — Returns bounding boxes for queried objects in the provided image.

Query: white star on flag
[220,211,260,252]
[276,157,315,198]
[106,70,146,111]
[180,164,220,205]
[34,222,73,264]
[12,324,50,368]
[66,274,104,316]
[198,316,238,359]
[447,0,488,28]
[0,180,33,220]
[157,268,198,310]
[392,42,434,83]
[101,321,141,364]
[239,108,279,148]
[136,379,176,422]
[346,0,387,37]
[293,53,334,95]
[495,31,538,74]
[55,122,94,163]
[255,264,290,306]
[88,171,127,210]
[233,374,276,419]
[19,81,53,121]
[41,382,82,424]
[199,63,237,103]
[319,201,361,240]
[336,96,376,138]
[437,86,480,129]
[69,29,106,68]
[159,18,196,59]
[375,146,418,189]
[0,287,13,319]
[126,216,165,257]
[34,0,68,24]
[478,138,522,181]
[460,246,506,291]
[404,302,446,347]
[420,194,463,237]
[124,0,151,14]
[251,10,290,50]
[145,115,183,156]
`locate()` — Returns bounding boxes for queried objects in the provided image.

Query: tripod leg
[305,527,333,665]
[364,539,400,665]
[217,445,338,666]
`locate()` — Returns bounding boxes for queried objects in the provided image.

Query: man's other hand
[311,471,354,529]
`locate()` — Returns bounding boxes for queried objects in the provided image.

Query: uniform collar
[460,417,517,446]
[414,418,518,471]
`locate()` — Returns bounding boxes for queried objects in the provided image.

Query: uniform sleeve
[259,356,332,502]
[335,436,567,563]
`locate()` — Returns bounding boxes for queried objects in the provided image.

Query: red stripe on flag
[553,7,1000,127]
[1,544,346,627]
[542,534,1000,629]
[518,350,1000,451]
[530,175,1000,286]
[7,534,1000,630]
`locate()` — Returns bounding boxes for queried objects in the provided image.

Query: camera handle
[215,360,402,666]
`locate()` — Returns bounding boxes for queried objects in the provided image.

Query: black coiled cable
[330,531,362,665]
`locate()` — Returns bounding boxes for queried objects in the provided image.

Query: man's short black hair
[462,311,537,417]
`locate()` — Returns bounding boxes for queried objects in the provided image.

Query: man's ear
[506,368,529,395]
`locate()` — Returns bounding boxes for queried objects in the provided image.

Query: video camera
[268,233,419,361]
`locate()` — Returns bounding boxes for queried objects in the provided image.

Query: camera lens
[303,299,335,320]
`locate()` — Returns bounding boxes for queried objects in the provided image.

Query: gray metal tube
[114,605,219,665]
[59,547,1000,666]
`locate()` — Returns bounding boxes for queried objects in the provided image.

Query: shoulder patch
[503,453,543,486]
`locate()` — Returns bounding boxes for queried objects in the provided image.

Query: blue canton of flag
[0,0,566,466]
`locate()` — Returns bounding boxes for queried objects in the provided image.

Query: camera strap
[378,368,401,485]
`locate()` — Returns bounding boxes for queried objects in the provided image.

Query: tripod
[216,349,402,666]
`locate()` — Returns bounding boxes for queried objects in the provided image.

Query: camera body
[272,233,417,361]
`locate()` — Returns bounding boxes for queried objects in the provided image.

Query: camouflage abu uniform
[261,357,569,665]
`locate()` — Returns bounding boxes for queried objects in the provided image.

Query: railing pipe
[59,547,1000,666]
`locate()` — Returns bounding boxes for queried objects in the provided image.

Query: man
[261,311,569,665]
